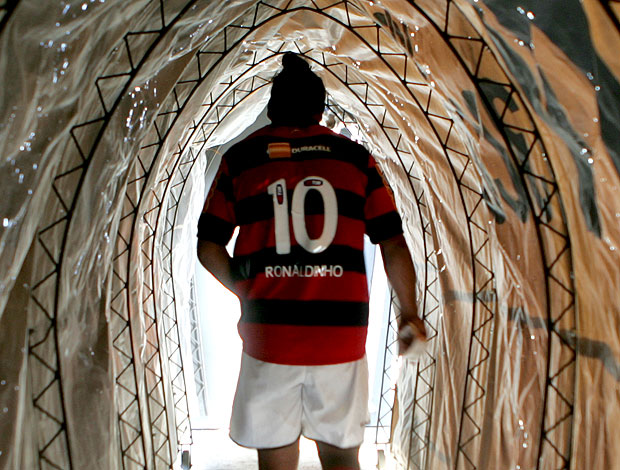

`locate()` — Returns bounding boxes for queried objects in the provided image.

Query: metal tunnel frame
[14,1,577,469]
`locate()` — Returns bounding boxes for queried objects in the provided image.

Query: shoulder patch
[268,142,292,159]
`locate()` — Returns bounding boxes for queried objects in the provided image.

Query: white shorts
[230,353,369,449]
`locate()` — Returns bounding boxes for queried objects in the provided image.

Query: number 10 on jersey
[267,177,338,255]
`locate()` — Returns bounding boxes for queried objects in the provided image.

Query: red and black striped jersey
[198,124,403,365]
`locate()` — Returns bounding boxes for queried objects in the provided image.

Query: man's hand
[379,234,428,356]
[398,315,427,357]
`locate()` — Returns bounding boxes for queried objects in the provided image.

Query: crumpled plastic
[0,1,618,469]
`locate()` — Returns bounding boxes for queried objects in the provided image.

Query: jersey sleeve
[364,155,403,243]
[197,158,237,245]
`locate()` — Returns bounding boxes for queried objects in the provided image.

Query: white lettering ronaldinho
[265,264,343,278]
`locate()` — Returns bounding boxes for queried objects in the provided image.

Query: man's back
[199,123,402,365]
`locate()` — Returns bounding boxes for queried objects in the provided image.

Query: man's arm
[197,239,239,297]
[379,234,427,353]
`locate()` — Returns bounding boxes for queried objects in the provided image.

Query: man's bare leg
[257,439,300,470]
[316,441,360,470]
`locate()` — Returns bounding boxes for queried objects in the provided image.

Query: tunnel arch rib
[425,3,578,469]
[26,2,203,468]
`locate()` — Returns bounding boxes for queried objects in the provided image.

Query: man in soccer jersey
[197,53,427,470]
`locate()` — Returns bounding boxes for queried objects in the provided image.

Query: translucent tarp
[0,1,618,469]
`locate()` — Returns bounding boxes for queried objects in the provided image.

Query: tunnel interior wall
[0,1,619,469]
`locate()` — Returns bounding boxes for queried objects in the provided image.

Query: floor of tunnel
[182,428,386,469]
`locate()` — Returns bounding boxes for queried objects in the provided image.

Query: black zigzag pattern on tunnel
[437,3,576,469]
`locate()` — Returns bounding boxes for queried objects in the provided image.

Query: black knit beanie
[267,52,326,126]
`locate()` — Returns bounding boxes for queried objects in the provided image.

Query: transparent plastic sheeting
[0,1,618,469]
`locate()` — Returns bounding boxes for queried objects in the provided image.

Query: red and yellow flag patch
[268,142,292,159]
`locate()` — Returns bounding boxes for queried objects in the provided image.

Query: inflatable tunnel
[1,1,619,468]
